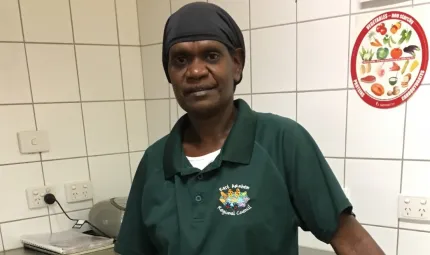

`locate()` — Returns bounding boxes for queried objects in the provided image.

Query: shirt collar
[163,99,257,178]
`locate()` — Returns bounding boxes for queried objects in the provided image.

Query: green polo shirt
[115,99,352,255]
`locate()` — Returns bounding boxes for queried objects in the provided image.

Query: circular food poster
[351,11,428,109]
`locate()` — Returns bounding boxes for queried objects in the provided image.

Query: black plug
[44,193,56,205]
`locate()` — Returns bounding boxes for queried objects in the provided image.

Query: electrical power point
[398,195,430,222]
[65,181,93,203]
[26,186,54,209]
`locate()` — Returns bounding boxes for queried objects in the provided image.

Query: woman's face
[168,40,243,117]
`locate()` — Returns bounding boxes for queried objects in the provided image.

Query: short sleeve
[114,152,157,255]
[285,123,353,244]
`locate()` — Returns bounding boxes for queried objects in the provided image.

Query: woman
[114,2,384,255]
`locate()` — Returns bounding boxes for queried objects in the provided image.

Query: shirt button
[196,174,203,180]
[195,195,202,202]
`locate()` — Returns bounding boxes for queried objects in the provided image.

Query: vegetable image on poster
[351,11,428,109]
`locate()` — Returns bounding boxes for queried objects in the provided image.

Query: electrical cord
[43,193,114,240]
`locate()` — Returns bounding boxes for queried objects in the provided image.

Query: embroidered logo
[217,184,252,216]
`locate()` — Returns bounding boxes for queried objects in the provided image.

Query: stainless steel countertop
[1,247,334,255]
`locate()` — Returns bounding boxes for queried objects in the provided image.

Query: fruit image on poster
[351,11,428,109]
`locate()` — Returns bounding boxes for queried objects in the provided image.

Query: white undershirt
[186,149,221,170]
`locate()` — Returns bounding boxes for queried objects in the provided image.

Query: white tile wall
[0,0,23,41]
[70,0,118,44]
[20,0,73,43]
[1,0,430,253]
[0,43,32,104]
[26,44,80,103]
[88,154,132,203]
[0,1,145,250]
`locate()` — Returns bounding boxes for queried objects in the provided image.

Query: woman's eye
[174,56,187,65]
[207,53,220,61]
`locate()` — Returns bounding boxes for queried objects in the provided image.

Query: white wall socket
[26,186,54,209]
[398,195,430,222]
[65,181,93,203]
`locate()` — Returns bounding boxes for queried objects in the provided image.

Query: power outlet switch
[65,181,93,203]
[398,195,430,222]
[26,186,54,209]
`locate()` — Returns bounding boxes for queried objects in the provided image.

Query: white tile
[125,101,149,151]
[0,163,46,223]
[0,105,39,165]
[137,0,170,45]
[346,90,405,158]
[76,45,123,101]
[0,43,32,104]
[235,31,251,95]
[70,0,118,44]
[252,93,296,120]
[299,229,334,252]
[170,99,178,129]
[50,209,91,233]
[129,151,144,179]
[146,100,170,145]
[171,0,206,13]
[398,229,430,255]
[0,0,23,41]
[116,0,140,45]
[298,0,349,21]
[43,158,92,214]
[351,0,412,14]
[178,103,187,118]
[26,44,80,103]
[414,0,430,3]
[326,158,345,186]
[345,159,401,227]
[250,0,296,28]
[1,217,50,250]
[89,154,131,203]
[35,103,86,160]
[363,225,398,255]
[83,102,128,155]
[404,86,430,160]
[298,91,347,157]
[121,46,145,100]
[251,25,296,93]
[209,0,249,30]
[20,0,73,43]
[235,95,252,108]
[141,44,169,99]
[298,17,349,91]
[399,161,430,232]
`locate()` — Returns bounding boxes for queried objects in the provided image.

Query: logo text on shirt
[218,184,252,216]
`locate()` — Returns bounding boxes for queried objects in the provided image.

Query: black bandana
[162,2,245,85]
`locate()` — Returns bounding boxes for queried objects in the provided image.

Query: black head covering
[162,2,245,85]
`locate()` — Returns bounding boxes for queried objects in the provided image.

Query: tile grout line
[0,225,4,251]
[135,0,151,151]
[343,0,353,188]
[113,0,133,183]
[0,208,93,225]
[295,0,298,121]
[67,0,94,209]
[0,150,146,167]
[3,84,430,106]
[0,41,141,47]
[16,0,53,233]
[397,101,409,255]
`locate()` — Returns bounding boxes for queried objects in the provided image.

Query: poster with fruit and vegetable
[351,11,428,109]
